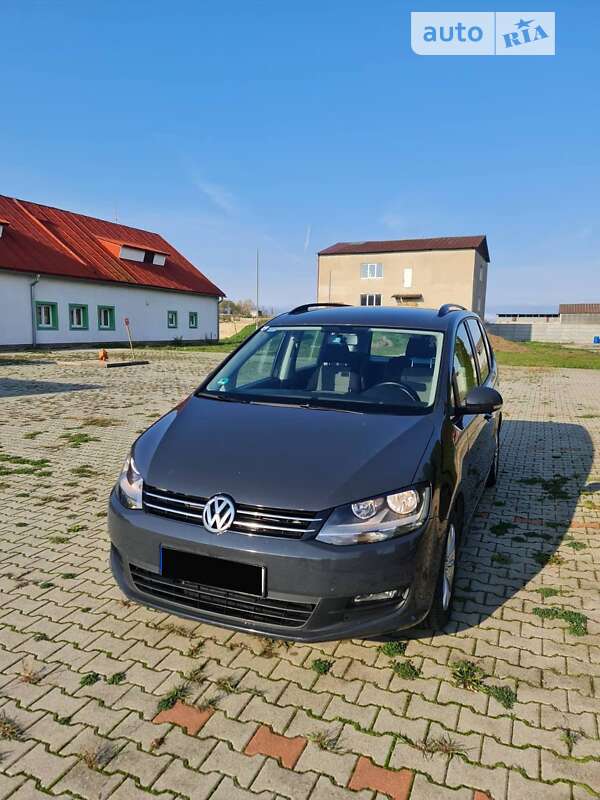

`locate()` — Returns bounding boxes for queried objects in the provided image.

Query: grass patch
[311,658,334,675]
[392,660,421,680]
[156,683,190,712]
[416,734,468,760]
[496,341,600,370]
[450,659,516,708]
[106,672,126,685]
[532,606,588,636]
[23,431,45,440]
[80,417,118,428]
[38,581,54,589]
[307,728,344,752]
[0,712,24,740]
[533,551,564,567]
[67,523,87,533]
[79,672,101,687]
[60,432,100,448]
[48,536,69,545]
[378,640,408,658]
[536,586,562,598]
[70,465,100,478]
[491,552,512,565]
[0,452,51,477]
[215,676,241,694]
[564,537,587,551]
[490,522,515,536]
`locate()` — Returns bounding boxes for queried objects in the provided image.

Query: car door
[452,321,484,523]
[465,317,497,492]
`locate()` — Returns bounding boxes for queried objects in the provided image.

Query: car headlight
[316,485,430,546]
[117,453,143,510]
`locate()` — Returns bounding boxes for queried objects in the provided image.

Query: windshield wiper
[196,391,250,404]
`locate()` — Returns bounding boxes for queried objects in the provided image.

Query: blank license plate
[161,547,264,596]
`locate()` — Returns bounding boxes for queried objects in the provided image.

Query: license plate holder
[160,547,265,597]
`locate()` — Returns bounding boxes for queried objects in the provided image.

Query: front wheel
[426,519,459,631]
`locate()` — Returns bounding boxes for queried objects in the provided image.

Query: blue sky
[1,0,598,315]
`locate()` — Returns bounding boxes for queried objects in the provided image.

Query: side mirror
[456,386,503,416]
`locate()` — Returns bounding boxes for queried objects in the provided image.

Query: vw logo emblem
[203,494,236,534]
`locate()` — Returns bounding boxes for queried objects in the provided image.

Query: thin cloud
[303,224,312,252]
[380,212,405,230]
[193,178,237,215]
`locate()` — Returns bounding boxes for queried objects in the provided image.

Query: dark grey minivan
[109,303,502,641]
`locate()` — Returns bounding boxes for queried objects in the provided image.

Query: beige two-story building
[317,235,490,317]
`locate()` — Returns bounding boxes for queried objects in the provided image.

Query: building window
[360,294,382,306]
[167,310,178,328]
[98,306,115,331]
[69,304,89,330]
[360,263,383,279]
[403,267,413,288]
[35,302,58,330]
[479,264,484,282]
[189,311,198,328]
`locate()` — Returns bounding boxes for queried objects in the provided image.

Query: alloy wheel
[441,523,456,611]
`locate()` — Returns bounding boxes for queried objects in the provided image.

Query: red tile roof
[319,235,489,262]
[0,195,223,297]
[559,303,600,314]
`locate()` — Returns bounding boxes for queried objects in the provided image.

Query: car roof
[270,304,474,332]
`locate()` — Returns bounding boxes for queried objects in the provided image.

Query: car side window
[466,318,490,383]
[453,322,478,406]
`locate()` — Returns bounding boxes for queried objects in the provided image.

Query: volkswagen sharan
[108,303,502,641]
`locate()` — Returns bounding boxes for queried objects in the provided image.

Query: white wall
[0,271,219,346]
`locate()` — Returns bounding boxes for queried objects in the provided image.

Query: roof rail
[438,303,466,317]
[288,302,349,315]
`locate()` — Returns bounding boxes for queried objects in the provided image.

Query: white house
[0,194,224,347]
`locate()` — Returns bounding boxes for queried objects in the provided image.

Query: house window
[479,264,484,282]
[167,310,178,328]
[69,304,89,330]
[189,311,198,329]
[98,306,115,331]
[360,294,382,306]
[35,302,58,330]
[403,267,413,288]
[360,263,383,279]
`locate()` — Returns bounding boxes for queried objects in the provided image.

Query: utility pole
[256,248,260,329]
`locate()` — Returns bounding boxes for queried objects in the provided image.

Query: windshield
[200,325,444,414]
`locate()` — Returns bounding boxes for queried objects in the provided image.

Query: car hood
[135,395,435,511]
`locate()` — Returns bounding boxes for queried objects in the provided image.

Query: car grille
[142,485,322,539]
[129,564,315,628]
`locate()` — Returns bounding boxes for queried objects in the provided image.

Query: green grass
[378,640,408,658]
[79,672,101,687]
[495,341,600,370]
[532,606,588,636]
[158,322,265,353]
[311,658,334,675]
[156,683,190,712]
[392,660,421,680]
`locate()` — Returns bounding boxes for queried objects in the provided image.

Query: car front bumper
[108,489,441,642]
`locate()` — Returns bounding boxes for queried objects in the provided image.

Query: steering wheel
[373,381,421,403]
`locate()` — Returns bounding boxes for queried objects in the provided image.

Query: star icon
[516,18,534,29]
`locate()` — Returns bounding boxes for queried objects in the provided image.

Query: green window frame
[189,311,198,329]
[35,301,59,331]
[69,303,89,331]
[97,305,116,331]
[167,310,178,329]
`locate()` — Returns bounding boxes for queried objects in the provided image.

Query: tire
[486,431,500,488]
[426,518,459,631]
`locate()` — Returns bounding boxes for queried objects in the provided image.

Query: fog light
[354,588,408,604]
[354,590,396,604]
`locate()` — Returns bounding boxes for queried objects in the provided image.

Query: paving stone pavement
[0,350,599,800]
